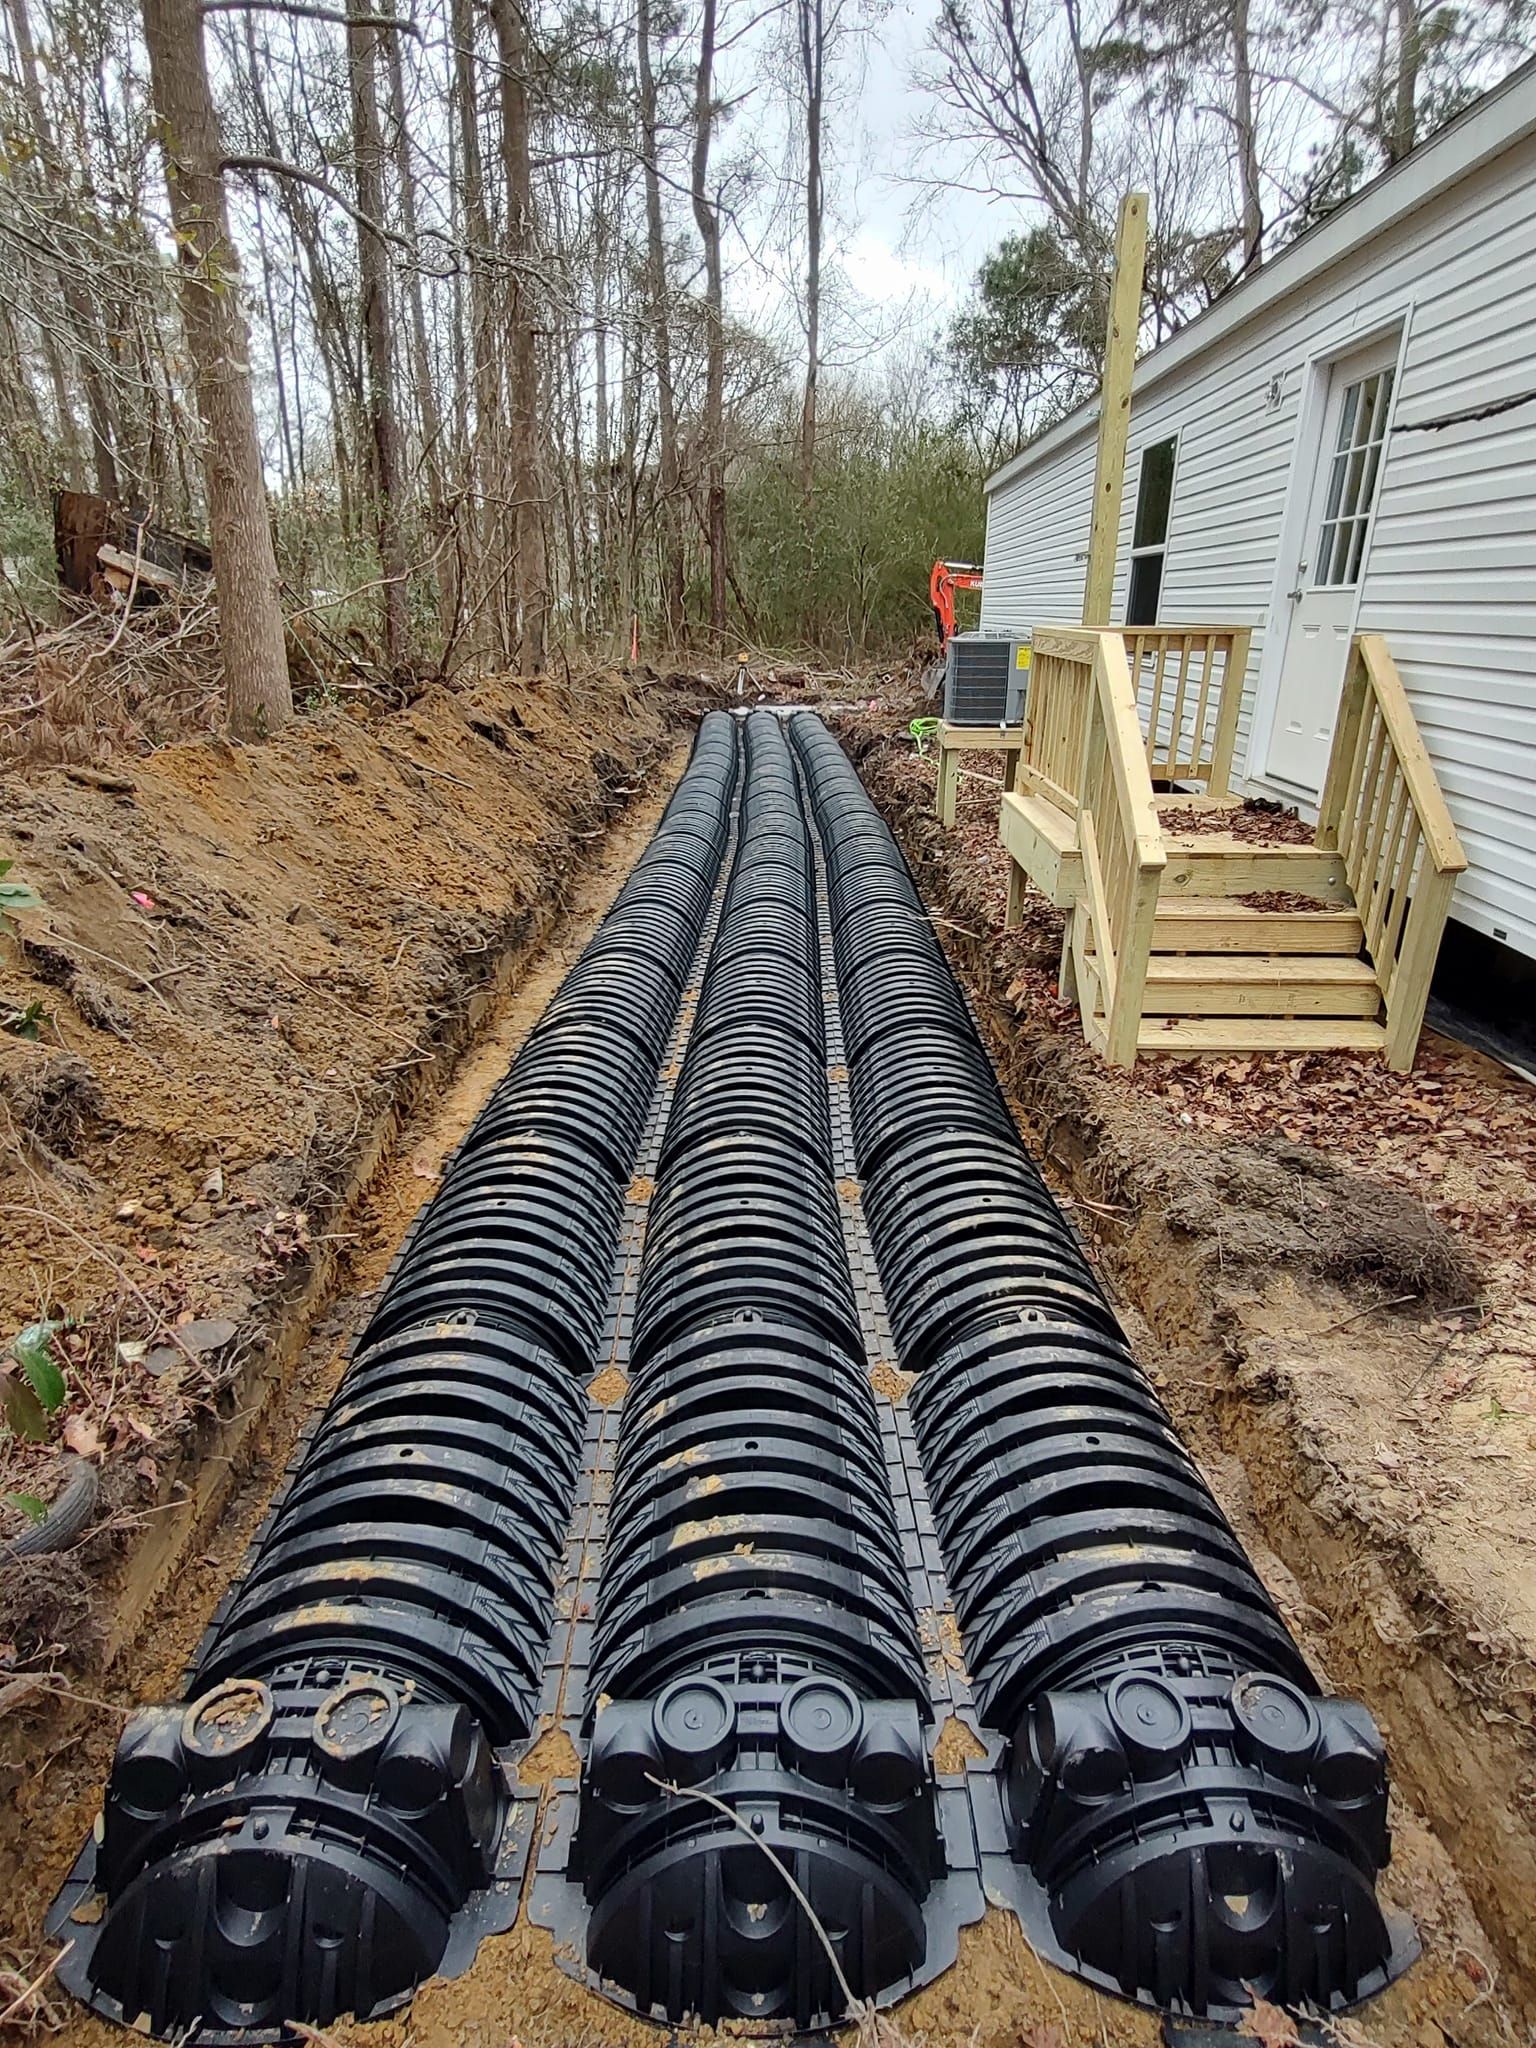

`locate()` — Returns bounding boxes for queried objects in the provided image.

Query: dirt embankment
[839,706,1536,2025]
[0,670,693,1687]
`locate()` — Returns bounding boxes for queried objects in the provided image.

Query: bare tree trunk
[385,25,455,644]
[140,0,290,737]
[1231,0,1263,270]
[491,0,548,673]
[4,0,119,497]
[690,0,727,644]
[637,0,686,642]
[347,14,412,666]
[1388,0,1420,160]
[254,196,297,490]
[797,0,823,498]
[617,319,638,639]
[451,0,502,665]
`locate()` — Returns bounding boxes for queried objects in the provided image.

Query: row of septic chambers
[50,709,1413,2040]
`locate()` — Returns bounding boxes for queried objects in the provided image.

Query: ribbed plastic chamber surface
[51,710,1413,2044]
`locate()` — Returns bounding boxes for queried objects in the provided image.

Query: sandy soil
[0,670,688,1627]
[0,746,698,2028]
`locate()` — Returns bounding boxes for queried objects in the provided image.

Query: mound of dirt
[0,668,694,1659]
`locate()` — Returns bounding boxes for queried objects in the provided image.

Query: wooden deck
[979,627,1466,1070]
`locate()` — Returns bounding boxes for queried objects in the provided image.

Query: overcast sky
[719,0,1023,368]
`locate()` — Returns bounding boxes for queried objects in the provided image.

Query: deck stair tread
[1146,954,1376,985]
[1137,1016,1389,1053]
[1137,951,1381,1018]
[1162,832,1328,855]
[1151,899,1364,953]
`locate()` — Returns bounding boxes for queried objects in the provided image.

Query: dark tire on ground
[2,1455,99,1562]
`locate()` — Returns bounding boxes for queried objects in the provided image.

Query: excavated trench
[21,713,1526,2048]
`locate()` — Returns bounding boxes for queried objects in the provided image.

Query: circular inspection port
[780,1677,862,1783]
[1231,1674,1321,1770]
[182,1679,275,1767]
[314,1676,402,1767]
[653,1677,736,1780]
[1105,1673,1193,1772]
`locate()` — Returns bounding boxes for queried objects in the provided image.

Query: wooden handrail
[1094,632,1167,862]
[1024,622,1251,804]
[1316,634,1466,1071]
[1065,632,1166,1065]
[1354,635,1466,874]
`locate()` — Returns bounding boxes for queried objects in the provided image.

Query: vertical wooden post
[935,736,959,827]
[1005,858,1026,931]
[1206,627,1251,798]
[1082,192,1148,629]
[1315,640,1368,853]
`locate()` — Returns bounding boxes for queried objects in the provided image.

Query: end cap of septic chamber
[1013,1671,1413,2017]
[52,1671,504,2041]
[575,1664,939,2028]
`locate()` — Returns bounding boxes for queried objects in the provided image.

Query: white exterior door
[1267,337,1398,793]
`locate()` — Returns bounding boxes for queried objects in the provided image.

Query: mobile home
[980,59,1536,1031]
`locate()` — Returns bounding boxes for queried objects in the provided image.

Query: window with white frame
[1126,436,1177,624]
[1314,367,1395,587]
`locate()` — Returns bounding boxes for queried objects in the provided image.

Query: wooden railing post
[1091,631,1165,1065]
[1315,641,1368,853]
[1205,627,1251,799]
[1384,869,1458,1071]
[935,737,959,827]
[1317,633,1466,1071]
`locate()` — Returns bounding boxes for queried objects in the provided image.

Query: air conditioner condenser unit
[941,632,1031,726]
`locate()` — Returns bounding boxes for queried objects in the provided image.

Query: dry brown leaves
[1160,799,1314,844]
[1239,1993,1303,2048]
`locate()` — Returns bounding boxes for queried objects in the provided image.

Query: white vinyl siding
[979,76,1536,961]
[979,437,1097,629]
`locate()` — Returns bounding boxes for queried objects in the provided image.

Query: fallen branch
[1319,1291,1417,1335]
[378,741,475,792]
[203,0,419,31]
[0,1942,70,2027]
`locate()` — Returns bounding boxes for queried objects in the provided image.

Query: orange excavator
[924,559,983,696]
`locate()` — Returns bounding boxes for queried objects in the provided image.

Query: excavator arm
[929,559,983,651]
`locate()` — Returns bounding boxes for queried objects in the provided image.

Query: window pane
[1377,365,1397,435]
[1355,433,1386,525]
[1316,521,1338,585]
[1360,367,1395,449]
[1315,363,1397,582]
[1133,437,1177,550]
[1343,382,1368,454]
[1317,518,1348,587]
[1126,551,1164,625]
[1339,441,1371,522]
[1345,512,1372,585]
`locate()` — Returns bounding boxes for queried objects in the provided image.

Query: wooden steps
[1141,953,1381,1017]
[1152,899,1363,953]
[992,627,1460,1069]
[1137,1016,1388,1054]
[1158,837,1352,903]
